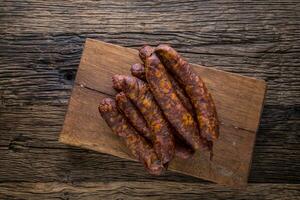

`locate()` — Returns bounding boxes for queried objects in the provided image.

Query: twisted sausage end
[139,45,154,62]
[112,75,127,91]
[98,98,115,113]
[130,63,146,80]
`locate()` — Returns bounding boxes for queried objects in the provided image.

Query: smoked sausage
[112,75,175,164]
[98,98,165,175]
[155,45,219,141]
[145,52,204,150]
[116,92,194,159]
[130,63,146,81]
[116,92,152,141]
[130,62,195,116]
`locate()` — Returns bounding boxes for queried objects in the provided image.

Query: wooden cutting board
[59,39,267,187]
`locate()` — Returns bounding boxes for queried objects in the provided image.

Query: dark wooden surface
[0,0,299,199]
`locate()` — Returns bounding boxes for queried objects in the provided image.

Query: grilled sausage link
[139,45,195,117]
[155,44,219,142]
[116,91,194,159]
[131,63,146,81]
[112,75,175,165]
[130,62,195,116]
[98,98,165,175]
[116,92,153,141]
[145,52,204,150]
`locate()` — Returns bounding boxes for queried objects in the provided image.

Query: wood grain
[0,0,299,198]
[59,39,266,186]
[1,182,299,200]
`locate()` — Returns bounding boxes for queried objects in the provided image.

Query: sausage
[130,63,146,81]
[139,45,154,62]
[116,92,194,159]
[98,98,165,175]
[130,62,195,117]
[167,73,195,117]
[138,45,196,156]
[145,52,204,150]
[115,92,152,141]
[139,45,195,116]
[155,44,219,142]
[112,75,175,164]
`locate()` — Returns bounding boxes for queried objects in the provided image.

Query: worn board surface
[60,39,266,186]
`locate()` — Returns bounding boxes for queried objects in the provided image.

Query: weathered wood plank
[2,0,300,33]
[0,0,299,189]
[0,105,299,184]
[1,32,299,106]
[0,182,299,200]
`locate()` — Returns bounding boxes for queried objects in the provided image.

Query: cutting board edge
[244,83,268,183]
[59,133,248,188]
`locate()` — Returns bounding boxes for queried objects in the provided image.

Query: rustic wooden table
[0,1,299,199]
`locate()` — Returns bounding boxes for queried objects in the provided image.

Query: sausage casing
[116,92,153,141]
[98,98,165,175]
[130,63,146,81]
[145,53,203,150]
[116,91,194,159]
[139,45,154,62]
[112,75,175,164]
[155,44,219,142]
[131,62,195,117]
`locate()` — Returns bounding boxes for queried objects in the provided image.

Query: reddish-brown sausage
[155,44,219,142]
[139,45,154,61]
[116,92,153,141]
[130,62,195,116]
[112,75,175,164]
[145,52,204,150]
[116,92,194,159]
[138,45,196,156]
[98,98,165,175]
[131,63,146,81]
